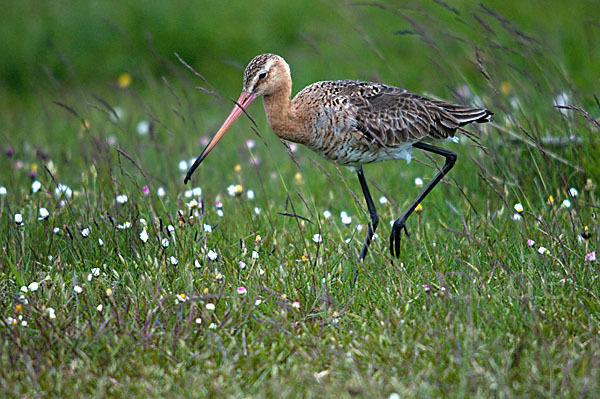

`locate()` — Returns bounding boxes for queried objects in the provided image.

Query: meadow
[1,0,600,397]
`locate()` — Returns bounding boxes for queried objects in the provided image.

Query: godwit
[185,54,492,260]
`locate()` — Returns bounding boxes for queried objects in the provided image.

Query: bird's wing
[336,81,458,145]
[330,81,490,146]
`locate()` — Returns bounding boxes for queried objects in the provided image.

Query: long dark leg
[356,167,380,261]
[389,142,457,257]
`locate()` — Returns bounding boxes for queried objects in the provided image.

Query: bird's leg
[389,142,457,257]
[356,167,379,262]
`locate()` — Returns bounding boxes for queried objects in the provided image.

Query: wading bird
[185,54,491,260]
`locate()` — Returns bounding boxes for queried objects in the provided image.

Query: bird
[185,53,492,260]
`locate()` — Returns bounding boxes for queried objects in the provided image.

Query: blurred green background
[2,0,598,101]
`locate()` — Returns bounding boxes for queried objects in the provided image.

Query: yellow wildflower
[118,73,131,88]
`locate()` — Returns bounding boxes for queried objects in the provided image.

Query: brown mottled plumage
[185,53,492,263]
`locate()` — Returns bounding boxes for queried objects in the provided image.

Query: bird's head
[242,53,291,97]
[184,53,290,184]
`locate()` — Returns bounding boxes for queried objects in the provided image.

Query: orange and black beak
[184,91,257,184]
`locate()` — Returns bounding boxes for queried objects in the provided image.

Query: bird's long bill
[184,91,256,184]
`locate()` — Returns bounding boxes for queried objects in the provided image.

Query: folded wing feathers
[322,81,492,145]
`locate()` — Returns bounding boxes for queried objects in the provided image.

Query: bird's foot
[389,216,411,258]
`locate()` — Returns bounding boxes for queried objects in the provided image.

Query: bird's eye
[258,72,267,80]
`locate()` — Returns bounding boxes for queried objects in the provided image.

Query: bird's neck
[262,82,307,144]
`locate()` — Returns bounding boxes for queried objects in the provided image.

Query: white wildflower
[553,92,571,115]
[227,184,243,197]
[38,207,50,220]
[140,229,149,243]
[31,180,42,193]
[117,222,131,229]
[340,211,352,225]
[207,250,218,261]
[54,184,72,199]
[136,120,150,135]
[187,199,198,209]
[116,194,128,204]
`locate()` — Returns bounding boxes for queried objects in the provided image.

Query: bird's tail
[451,105,493,126]
[437,102,493,126]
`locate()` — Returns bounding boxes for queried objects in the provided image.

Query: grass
[1,1,600,397]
